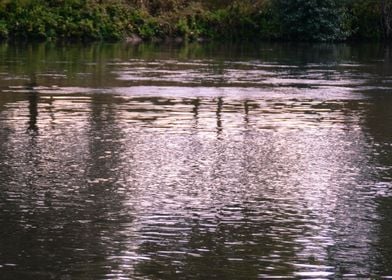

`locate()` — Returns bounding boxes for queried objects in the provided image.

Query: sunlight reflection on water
[0,42,392,279]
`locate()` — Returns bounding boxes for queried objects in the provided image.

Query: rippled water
[0,42,392,279]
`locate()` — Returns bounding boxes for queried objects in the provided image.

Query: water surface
[0,42,392,279]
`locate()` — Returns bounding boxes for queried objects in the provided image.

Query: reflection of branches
[244,100,249,127]
[26,73,39,134]
[27,92,39,133]
[192,98,200,128]
[134,204,297,279]
[375,197,392,275]
[216,97,223,137]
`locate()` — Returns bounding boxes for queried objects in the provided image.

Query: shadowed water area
[0,42,392,279]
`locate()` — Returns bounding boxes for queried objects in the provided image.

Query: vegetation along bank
[0,0,391,42]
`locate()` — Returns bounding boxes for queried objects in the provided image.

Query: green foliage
[0,20,8,39]
[0,0,388,42]
[167,0,279,41]
[0,0,135,40]
[276,0,349,41]
[348,0,382,40]
[380,0,392,40]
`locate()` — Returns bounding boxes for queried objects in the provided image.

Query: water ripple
[0,42,392,279]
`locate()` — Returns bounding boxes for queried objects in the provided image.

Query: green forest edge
[0,0,390,43]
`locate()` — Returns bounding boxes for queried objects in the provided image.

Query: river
[0,42,391,279]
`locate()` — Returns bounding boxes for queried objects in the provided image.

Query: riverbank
[0,0,387,42]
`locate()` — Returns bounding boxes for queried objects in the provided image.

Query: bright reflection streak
[0,42,392,279]
[0,88,380,278]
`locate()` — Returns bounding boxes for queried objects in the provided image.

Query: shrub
[0,0,387,42]
[276,0,349,41]
[343,0,381,40]
[0,20,8,39]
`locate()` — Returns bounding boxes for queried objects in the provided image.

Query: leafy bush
[345,0,381,40]
[0,0,135,40]
[276,0,349,41]
[0,0,388,42]
[0,20,8,39]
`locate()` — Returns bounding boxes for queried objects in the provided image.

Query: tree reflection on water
[0,42,391,279]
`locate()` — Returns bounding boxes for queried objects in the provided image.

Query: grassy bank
[0,0,388,42]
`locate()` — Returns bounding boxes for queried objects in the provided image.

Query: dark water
[0,42,392,279]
